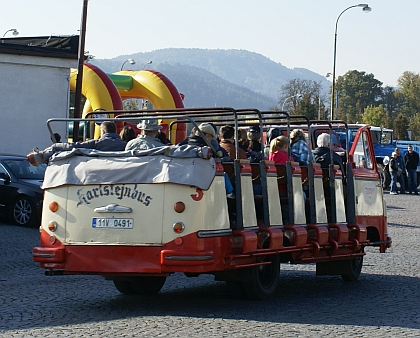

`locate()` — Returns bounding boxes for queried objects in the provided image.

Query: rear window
[5,159,46,180]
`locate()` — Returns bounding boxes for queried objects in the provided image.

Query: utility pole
[73,0,89,140]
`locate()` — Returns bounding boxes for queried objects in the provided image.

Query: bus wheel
[130,276,167,295]
[242,254,280,300]
[341,256,363,282]
[113,280,136,295]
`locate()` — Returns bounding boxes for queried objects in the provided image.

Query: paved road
[1,193,419,337]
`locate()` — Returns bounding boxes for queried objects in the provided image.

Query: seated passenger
[290,129,313,166]
[125,119,164,151]
[247,126,263,163]
[219,125,247,161]
[189,123,235,199]
[268,135,294,165]
[313,133,345,174]
[237,128,250,153]
[28,121,127,166]
[119,125,136,142]
[264,127,281,159]
[268,135,296,224]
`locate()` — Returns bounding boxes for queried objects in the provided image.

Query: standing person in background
[404,145,419,195]
[389,151,399,195]
[394,147,406,194]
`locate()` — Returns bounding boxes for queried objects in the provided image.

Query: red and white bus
[31,108,391,300]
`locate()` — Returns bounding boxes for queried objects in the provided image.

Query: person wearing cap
[247,125,262,153]
[125,119,164,151]
[382,156,391,190]
[187,123,234,198]
[187,123,216,147]
[389,151,399,195]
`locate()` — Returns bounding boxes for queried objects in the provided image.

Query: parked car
[0,154,46,227]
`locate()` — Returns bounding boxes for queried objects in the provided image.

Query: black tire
[242,254,280,300]
[130,276,166,295]
[11,196,36,227]
[341,256,363,282]
[113,280,136,295]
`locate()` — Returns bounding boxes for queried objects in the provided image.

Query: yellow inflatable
[70,63,185,142]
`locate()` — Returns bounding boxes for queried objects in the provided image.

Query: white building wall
[0,54,76,155]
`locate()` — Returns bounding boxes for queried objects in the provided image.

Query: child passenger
[268,135,294,165]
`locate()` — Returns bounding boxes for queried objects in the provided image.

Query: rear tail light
[173,222,185,233]
[48,221,58,232]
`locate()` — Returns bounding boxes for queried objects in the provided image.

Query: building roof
[0,35,79,59]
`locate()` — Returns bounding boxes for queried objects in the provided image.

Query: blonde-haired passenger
[268,136,294,165]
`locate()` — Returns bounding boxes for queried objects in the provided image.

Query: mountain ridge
[91,48,331,110]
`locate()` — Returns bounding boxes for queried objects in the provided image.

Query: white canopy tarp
[42,146,216,190]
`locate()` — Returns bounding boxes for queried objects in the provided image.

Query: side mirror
[0,172,10,181]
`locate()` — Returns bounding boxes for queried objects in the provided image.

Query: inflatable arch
[70,63,185,142]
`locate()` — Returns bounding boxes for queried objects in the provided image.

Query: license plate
[92,218,133,229]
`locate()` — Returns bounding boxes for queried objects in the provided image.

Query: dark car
[0,155,46,227]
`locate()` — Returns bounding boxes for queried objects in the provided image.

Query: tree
[123,98,141,110]
[334,70,383,123]
[380,86,399,120]
[395,71,420,117]
[393,113,409,140]
[408,113,420,141]
[361,105,390,128]
[276,79,326,116]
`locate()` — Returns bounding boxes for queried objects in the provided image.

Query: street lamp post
[120,59,136,71]
[331,3,371,120]
[2,28,19,37]
[143,60,152,69]
[282,94,302,111]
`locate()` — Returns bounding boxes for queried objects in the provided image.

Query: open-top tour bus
[31,108,391,300]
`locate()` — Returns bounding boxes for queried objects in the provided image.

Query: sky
[1,0,418,87]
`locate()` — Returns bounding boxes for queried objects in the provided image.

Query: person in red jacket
[267,135,293,165]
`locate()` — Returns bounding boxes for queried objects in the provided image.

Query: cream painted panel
[241,176,257,227]
[292,176,306,224]
[266,176,282,225]
[162,178,230,243]
[314,176,327,223]
[65,184,164,244]
[335,178,346,222]
[41,187,70,244]
[354,178,384,216]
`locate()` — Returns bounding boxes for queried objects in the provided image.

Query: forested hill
[91,48,330,110]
